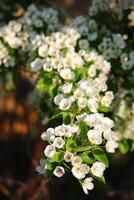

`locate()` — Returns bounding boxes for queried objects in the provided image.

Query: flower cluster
[98,34,126,60]
[0,4,61,69]
[66,0,134,149]
[31,26,118,194]
[88,0,134,20]
[70,16,98,42]
[1,0,134,194]
[114,89,134,144]
[0,40,15,68]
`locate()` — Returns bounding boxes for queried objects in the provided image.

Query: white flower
[91,162,105,177]
[84,113,103,126]
[70,124,79,133]
[82,177,94,194]
[103,130,115,140]
[64,151,74,162]
[101,91,114,107]
[78,97,87,108]
[55,125,71,137]
[31,58,42,72]
[76,113,87,122]
[88,65,96,77]
[53,137,65,149]
[60,68,74,80]
[54,94,64,106]
[38,45,48,57]
[73,88,84,99]
[60,83,72,94]
[87,98,98,113]
[78,80,90,91]
[53,166,65,177]
[102,117,114,130]
[59,98,72,110]
[81,164,90,174]
[44,145,55,158]
[72,164,89,180]
[88,32,98,41]
[79,39,89,49]
[87,129,102,145]
[43,58,52,72]
[41,128,55,141]
[72,165,86,180]
[106,140,118,153]
[71,156,82,166]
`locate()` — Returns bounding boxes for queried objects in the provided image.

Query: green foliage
[78,121,89,144]
[92,147,109,167]
[52,151,64,162]
[80,152,95,164]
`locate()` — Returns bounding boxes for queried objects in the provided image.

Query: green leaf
[93,175,106,184]
[52,151,64,162]
[43,74,52,85]
[92,147,109,167]
[52,85,59,96]
[80,152,95,164]
[78,121,88,144]
[66,138,75,151]
[131,141,134,152]
[119,139,129,154]
[45,162,57,179]
[36,79,46,91]
[73,146,92,152]
[63,113,71,125]
[98,105,109,113]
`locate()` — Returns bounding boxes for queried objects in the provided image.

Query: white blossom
[53,166,65,177]
[91,162,105,177]
[53,137,65,149]
[64,151,74,162]
[44,145,55,158]
[82,177,94,194]
[106,140,118,153]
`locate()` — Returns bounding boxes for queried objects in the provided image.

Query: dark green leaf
[52,151,64,162]
[45,162,57,179]
[63,114,71,125]
[43,74,52,85]
[92,147,109,167]
[66,138,75,151]
[78,121,88,144]
[119,139,129,154]
[80,152,95,164]
[93,175,106,184]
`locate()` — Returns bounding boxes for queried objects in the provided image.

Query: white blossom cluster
[0,40,15,67]
[19,4,61,33]
[98,34,126,60]
[70,16,98,42]
[0,4,61,69]
[115,90,134,140]
[89,0,134,20]
[41,111,118,194]
[31,27,81,72]
[63,1,134,147]
[31,26,118,194]
[54,50,113,111]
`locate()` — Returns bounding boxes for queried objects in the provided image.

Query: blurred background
[0,0,134,200]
